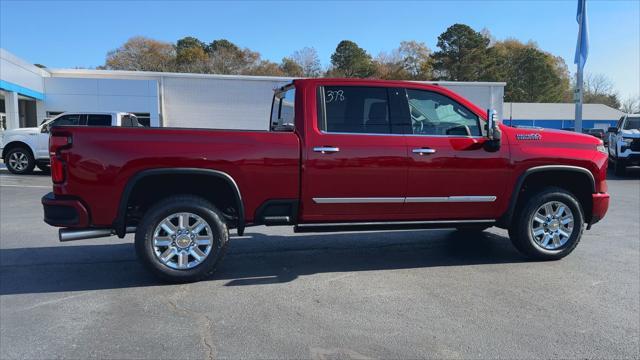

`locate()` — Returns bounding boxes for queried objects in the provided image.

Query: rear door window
[318,86,393,134]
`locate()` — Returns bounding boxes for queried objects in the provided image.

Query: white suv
[607,114,640,175]
[0,112,141,174]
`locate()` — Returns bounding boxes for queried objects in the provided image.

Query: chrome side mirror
[485,109,501,152]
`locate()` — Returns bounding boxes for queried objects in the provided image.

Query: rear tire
[508,187,584,260]
[135,195,229,283]
[5,147,35,174]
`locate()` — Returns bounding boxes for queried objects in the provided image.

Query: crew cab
[607,114,640,175]
[1,111,141,174]
[41,79,610,282]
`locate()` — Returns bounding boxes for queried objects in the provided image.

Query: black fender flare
[113,168,245,237]
[497,165,595,227]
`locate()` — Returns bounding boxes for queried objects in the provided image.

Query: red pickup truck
[42,79,610,282]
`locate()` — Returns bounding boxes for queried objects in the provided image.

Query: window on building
[318,86,391,134]
[86,114,112,126]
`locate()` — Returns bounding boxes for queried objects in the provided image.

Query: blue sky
[1,0,638,99]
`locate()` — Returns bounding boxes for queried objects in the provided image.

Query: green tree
[398,41,433,80]
[484,39,571,102]
[247,60,286,76]
[330,40,375,78]
[374,41,432,80]
[175,36,208,72]
[105,36,176,72]
[432,24,489,81]
[207,39,259,74]
[280,57,304,77]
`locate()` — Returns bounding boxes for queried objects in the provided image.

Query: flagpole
[575,64,583,133]
[574,0,588,133]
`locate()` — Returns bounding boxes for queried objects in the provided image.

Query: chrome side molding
[313,196,497,204]
[313,197,405,204]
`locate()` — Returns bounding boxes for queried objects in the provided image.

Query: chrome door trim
[406,196,496,203]
[313,197,405,204]
[446,196,496,202]
[313,196,496,204]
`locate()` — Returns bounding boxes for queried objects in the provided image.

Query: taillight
[49,134,72,184]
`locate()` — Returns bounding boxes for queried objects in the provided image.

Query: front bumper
[590,193,610,226]
[42,192,90,227]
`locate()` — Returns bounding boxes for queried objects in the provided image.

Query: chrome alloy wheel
[152,212,214,269]
[530,201,574,250]
[8,151,29,171]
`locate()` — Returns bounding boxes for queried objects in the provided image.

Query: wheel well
[2,141,33,160]
[514,170,594,223]
[122,173,242,231]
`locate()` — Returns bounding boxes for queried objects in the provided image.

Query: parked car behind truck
[41,79,610,282]
[1,112,142,174]
[607,114,640,175]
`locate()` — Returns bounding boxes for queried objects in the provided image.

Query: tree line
[100,23,635,110]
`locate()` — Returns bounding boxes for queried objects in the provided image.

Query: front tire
[508,187,584,260]
[614,158,626,176]
[135,195,229,283]
[36,163,51,173]
[5,147,35,174]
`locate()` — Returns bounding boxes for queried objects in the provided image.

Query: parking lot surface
[1,168,639,359]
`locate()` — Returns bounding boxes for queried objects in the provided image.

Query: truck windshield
[270,85,295,130]
[624,117,640,130]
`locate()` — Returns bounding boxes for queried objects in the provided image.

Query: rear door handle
[313,147,340,154]
[412,148,436,155]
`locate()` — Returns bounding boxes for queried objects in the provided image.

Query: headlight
[597,144,607,154]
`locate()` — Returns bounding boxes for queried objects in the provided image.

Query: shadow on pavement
[0,229,527,295]
[607,166,640,180]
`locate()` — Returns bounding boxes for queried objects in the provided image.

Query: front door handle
[314,147,340,154]
[412,148,436,155]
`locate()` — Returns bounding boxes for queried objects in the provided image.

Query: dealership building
[0,48,624,132]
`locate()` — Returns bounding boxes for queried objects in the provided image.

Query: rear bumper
[590,193,610,225]
[42,192,90,227]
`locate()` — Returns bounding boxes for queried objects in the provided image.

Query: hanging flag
[574,0,589,69]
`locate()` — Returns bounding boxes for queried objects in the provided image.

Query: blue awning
[0,80,45,100]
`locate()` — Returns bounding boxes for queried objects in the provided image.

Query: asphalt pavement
[0,168,639,359]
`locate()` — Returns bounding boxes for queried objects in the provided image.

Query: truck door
[402,87,511,220]
[300,85,409,223]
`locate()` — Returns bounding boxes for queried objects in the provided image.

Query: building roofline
[46,68,297,82]
[0,48,50,77]
[46,68,506,87]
